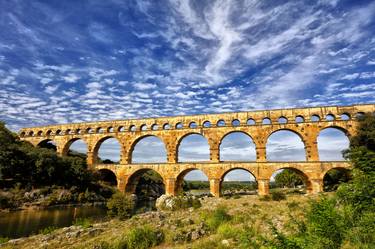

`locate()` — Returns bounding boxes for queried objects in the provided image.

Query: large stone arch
[317,126,350,161]
[129,135,167,163]
[124,168,165,195]
[61,137,88,156]
[37,139,57,150]
[219,167,257,195]
[266,128,307,161]
[269,167,312,193]
[174,167,210,195]
[219,131,256,161]
[176,132,210,162]
[93,136,123,164]
[97,168,118,186]
[321,166,351,191]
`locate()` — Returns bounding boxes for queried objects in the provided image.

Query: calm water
[0,205,107,239]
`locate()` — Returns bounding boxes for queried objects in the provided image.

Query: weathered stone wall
[19,104,375,196]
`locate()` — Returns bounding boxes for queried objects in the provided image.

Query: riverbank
[0,185,114,213]
[0,193,319,249]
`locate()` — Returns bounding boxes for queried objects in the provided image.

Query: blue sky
[1,0,375,131]
[0,0,371,181]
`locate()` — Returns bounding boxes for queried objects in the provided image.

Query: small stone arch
[278,116,288,124]
[129,135,167,163]
[124,168,165,196]
[340,113,351,121]
[262,118,271,125]
[202,121,211,128]
[295,115,305,123]
[217,119,226,127]
[189,121,198,128]
[28,131,34,136]
[20,131,26,137]
[176,122,183,129]
[231,119,240,126]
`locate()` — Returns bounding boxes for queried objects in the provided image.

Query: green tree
[274,169,304,188]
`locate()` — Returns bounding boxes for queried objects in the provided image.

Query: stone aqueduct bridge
[19,104,375,197]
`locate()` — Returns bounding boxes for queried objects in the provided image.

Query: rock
[191,230,200,240]
[65,229,82,239]
[86,228,103,236]
[221,239,230,246]
[155,195,201,211]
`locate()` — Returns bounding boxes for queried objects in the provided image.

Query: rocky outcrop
[155,195,201,211]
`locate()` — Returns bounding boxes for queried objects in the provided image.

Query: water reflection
[0,205,107,238]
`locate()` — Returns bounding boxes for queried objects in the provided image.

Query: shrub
[107,192,134,219]
[259,195,271,201]
[0,237,9,244]
[217,223,239,239]
[38,226,57,235]
[271,191,286,201]
[204,206,231,231]
[126,226,164,249]
[73,218,92,228]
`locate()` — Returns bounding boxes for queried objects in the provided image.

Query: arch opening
[176,169,209,196]
[221,168,257,196]
[266,130,306,161]
[323,168,351,192]
[317,127,349,161]
[247,118,255,125]
[219,132,256,161]
[131,136,167,163]
[217,120,225,127]
[96,169,117,186]
[340,113,350,120]
[270,168,310,194]
[262,118,271,125]
[278,117,288,124]
[189,122,197,128]
[203,121,211,128]
[178,134,210,162]
[232,119,240,126]
[66,139,87,158]
[176,122,183,129]
[96,137,121,164]
[38,139,57,151]
[125,169,165,209]
[295,116,304,123]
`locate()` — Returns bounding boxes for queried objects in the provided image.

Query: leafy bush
[126,226,164,249]
[271,191,286,201]
[38,226,57,235]
[259,195,271,201]
[0,237,9,244]
[217,223,240,238]
[73,218,92,228]
[203,206,231,231]
[107,192,135,219]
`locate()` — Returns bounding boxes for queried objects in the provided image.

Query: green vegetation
[274,169,304,188]
[106,192,135,219]
[265,113,375,248]
[38,226,57,235]
[0,121,115,209]
[202,205,231,231]
[73,218,93,229]
[0,237,9,244]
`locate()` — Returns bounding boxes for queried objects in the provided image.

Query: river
[0,205,107,239]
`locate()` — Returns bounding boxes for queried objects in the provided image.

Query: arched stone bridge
[19,104,375,197]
